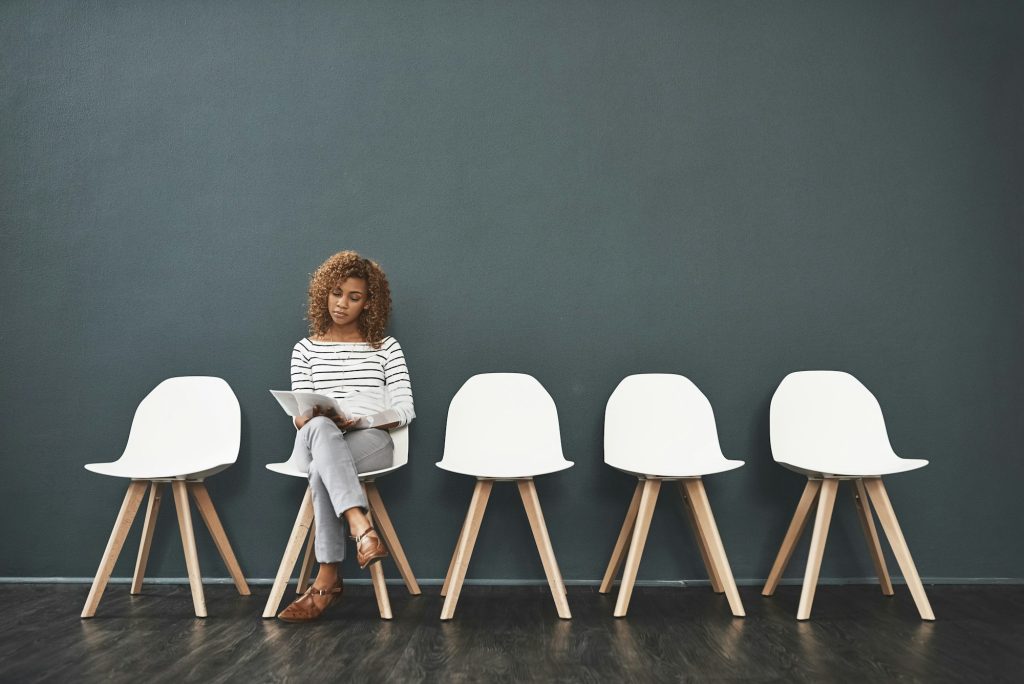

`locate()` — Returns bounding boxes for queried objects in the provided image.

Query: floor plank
[1,584,1021,682]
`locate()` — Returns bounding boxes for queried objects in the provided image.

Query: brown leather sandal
[276,580,343,622]
[351,526,389,569]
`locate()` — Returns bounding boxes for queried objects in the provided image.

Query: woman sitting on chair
[277,251,415,622]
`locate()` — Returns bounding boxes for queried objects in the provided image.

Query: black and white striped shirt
[290,336,415,427]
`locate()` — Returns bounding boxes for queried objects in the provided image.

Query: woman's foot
[351,527,389,569]
[276,578,343,622]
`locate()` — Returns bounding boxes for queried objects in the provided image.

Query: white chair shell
[436,373,573,479]
[605,373,743,478]
[85,376,240,480]
[265,425,409,479]
[770,370,928,477]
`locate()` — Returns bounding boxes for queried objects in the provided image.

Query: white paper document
[269,390,355,420]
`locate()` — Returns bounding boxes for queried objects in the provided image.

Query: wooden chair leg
[797,478,838,620]
[364,481,422,596]
[599,480,644,594]
[171,480,207,617]
[188,482,251,596]
[81,480,149,618]
[131,482,163,595]
[763,479,822,596]
[297,520,316,594]
[366,510,393,620]
[368,560,392,620]
[683,479,745,617]
[863,478,935,620]
[440,518,464,598]
[852,479,894,596]
[517,480,572,619]
[613,478,661,617]
[262,488,315,618]
[440,480,493,620]
[679,481,724,594]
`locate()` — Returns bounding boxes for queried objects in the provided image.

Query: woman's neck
[317,324,365,343]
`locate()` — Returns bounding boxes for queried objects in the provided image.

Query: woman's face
[327,277,368,326]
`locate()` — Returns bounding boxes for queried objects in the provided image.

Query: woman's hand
[311,406,359,431]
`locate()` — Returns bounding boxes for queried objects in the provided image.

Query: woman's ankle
[342,507,372,538]
[312,563,340,588]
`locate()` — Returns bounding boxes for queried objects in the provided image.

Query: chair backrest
[389,424,410,469]
[117,377,241,475]
[605,374,729,474]
[438,373,570,477]
[770,371,898,472]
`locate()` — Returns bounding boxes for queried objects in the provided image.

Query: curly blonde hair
[306,251,392,349]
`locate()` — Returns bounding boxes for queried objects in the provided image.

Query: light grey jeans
[291,416,394,563]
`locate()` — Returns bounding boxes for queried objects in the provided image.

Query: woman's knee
[303,416,339,434]
[356,446,394,474]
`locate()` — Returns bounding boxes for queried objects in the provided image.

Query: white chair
[261,426,419,620]
[437,373,573,620]
[762,371,935,620]
[599,374,745,617]
[81,376,250,618]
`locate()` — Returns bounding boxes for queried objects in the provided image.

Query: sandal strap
[303,584,342,596]
[349,526,378,543]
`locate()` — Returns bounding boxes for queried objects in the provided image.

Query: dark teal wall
[2,1,1021,583]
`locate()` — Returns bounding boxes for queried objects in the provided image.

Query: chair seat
[265,461,406,480]
[776,457,929,478]
[435,460,574,480]
[610,458,744,480]
[85,461,233,480]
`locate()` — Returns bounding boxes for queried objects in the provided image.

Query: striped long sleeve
[290,344,315,392]
[288,336,415,428]
[382,338,415,427]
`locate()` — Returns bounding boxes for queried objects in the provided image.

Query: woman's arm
[348,411,401,431]
[346,338,414,431]
[290,342,315,429]
[381,338,415,427]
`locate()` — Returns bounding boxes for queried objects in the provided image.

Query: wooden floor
[1,583,1021,682]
